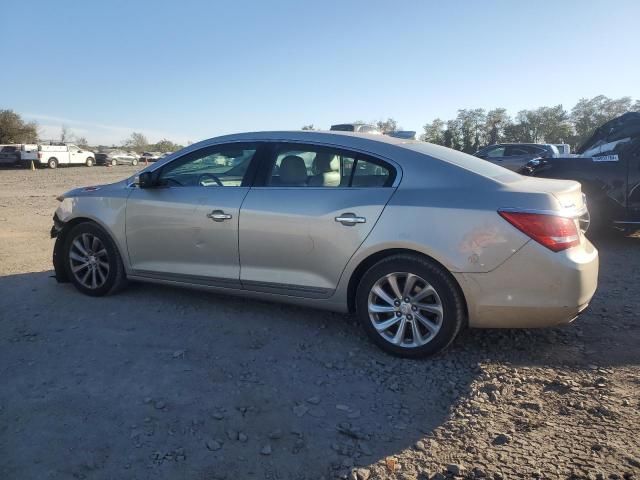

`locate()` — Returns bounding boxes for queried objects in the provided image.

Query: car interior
[268,149,391,187]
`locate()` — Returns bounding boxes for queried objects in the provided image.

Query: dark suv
[475,143,559,171]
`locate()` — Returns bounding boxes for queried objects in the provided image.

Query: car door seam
[331,186,400,296]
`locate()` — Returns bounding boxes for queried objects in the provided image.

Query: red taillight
[498,211,580,252]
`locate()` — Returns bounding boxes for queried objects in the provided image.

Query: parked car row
[0,143,173,168]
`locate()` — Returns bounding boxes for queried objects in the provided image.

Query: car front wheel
[63,222,127,296]
[356,254,465,357]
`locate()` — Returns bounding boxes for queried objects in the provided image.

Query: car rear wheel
[356,254,465,358]
[85,157,94,167]
[111,159,117,166]
[131,158,138,166]
[63,222,127,296]
[48,157,58,169]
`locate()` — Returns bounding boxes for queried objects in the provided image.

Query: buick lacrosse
[52,131,598,357]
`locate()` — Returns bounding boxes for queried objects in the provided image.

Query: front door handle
[207,210,232,222]
[335,213,366,225]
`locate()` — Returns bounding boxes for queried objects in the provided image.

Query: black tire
[63,222,128,297]
[85,157,94,167]
[131,158,138,166]
[355,254,465,358]
[111,159,117,166]
[48,157,58,169]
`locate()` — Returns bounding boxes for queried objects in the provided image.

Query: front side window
[265,144,395,188]
[158,144,257,187]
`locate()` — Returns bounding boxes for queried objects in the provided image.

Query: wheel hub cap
[367,272,443,348]
[69,233,110,289]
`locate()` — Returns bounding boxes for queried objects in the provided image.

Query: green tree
[571,95,633,146]
[301,124,316,130]
[443,119,462,150]
[123,132,149,153]
[0,110,38,143]
[376,118,398,133]
[149,138,182,153]
[456,109,486,153]
[536,105,572,144]
[484,108,511,145]
[421,118,445,144]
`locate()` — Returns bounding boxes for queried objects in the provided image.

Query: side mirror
[138,171,156,188]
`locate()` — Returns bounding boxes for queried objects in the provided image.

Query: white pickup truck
[37,144,96,168]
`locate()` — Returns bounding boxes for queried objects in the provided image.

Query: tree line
[0,109,184,153]
[421,95,640,153]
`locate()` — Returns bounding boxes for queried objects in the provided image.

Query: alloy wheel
[367,272,443,348]
[68,233,110,289]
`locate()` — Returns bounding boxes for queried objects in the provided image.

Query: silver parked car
[95,150,140,166]
[51,131,598,357]
[474,143,560,171]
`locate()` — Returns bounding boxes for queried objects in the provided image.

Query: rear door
[125,142,262,286]
[238,143,398,298]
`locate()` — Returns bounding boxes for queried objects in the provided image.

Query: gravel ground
[0,165,639,480]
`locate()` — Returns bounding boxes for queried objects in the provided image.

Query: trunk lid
[508,176,586,216]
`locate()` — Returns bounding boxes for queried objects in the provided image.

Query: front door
[125,143,261,287]
[238,143,397,297]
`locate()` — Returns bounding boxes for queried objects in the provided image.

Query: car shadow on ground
[0,231,638,479]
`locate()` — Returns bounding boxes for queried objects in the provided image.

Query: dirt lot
[0,166,639,480]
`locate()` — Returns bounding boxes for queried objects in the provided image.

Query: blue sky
[2,0,639,145]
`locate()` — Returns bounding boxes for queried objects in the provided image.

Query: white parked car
[37,144,96,168]
[20,144,39,164]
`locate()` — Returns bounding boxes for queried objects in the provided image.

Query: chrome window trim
[136,138,403,188]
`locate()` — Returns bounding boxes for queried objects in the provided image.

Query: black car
[521,112,640,231]
[474,143,559,171]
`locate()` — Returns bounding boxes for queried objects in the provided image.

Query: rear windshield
[404,142,521,182]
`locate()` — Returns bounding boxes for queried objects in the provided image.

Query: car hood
[60,179,129,199]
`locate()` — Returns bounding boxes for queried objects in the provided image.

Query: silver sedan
[51,131,599,357]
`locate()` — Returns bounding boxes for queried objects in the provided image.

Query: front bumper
[454,236,599,328]
[51,213,64,238]
[51,214,69,282]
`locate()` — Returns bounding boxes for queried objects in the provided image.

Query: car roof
[196,130,413,149]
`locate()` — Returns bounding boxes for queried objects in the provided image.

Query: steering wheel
[198,173,223,187]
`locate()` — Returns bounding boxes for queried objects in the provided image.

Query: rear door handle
[335,213,366,225]
[207,210,232,222]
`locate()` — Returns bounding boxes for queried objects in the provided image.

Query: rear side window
[351,157,392,186]
[486,146,505,158]
[263,144,395,187]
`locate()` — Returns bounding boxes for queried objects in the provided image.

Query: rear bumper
[454,236,599,328]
